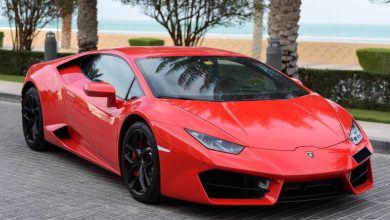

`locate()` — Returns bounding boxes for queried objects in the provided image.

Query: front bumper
[156,125,374,205]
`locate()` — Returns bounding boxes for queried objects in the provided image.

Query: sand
[2,28,390,69]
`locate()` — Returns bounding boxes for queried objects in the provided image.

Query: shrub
[128,38,165,46]
[0,49,74,76]
[299,68,390,111]
[356,48,390,74]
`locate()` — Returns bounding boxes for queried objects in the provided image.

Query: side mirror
[291,78,303,86]
[83,82,116,107]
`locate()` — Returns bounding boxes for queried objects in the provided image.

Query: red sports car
[21,47,373,205]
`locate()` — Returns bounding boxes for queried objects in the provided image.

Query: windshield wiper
[156,95,194,100]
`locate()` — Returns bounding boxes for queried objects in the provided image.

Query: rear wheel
[121,121,161,203]
[22,87,46,151]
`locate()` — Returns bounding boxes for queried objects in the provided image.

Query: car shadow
[41,143,122,180]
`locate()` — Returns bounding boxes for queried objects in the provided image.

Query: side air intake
[53,126,70,139]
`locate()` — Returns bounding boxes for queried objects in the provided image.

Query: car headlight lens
[350,120,363,145]
[186,129,244,154]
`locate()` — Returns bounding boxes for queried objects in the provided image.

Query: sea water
[1,19,389,44]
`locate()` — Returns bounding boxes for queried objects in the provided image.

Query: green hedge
[0,49,74,76]
[300,68,390,111]
[128,38,165,46]
[356,48,390,74]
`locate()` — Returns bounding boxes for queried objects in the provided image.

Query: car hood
[163,94,347,151]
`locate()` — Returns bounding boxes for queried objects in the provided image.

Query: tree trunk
[251,0,264,61]
[61,0,73,49]
[77,0,98,52]
[268,0,301,77]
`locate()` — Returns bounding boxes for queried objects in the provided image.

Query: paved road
[1,100,390,220]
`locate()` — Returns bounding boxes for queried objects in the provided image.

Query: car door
[65,54,141,168]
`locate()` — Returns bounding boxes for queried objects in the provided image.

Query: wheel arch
[21,81,36,100]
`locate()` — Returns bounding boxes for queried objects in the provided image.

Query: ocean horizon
[1,19,390,44]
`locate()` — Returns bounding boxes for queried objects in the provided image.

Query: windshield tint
[136,56,308,101]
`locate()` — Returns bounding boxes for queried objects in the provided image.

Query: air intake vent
[53,126,70,139]
[353,147,371,164]
[199,170,269,199]
[350,160,369,188]
[278,178,345,203]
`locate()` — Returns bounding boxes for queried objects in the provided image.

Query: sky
[99,0,390,25]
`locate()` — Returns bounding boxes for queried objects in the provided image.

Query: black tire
[121,121,161,203]
[22,87,46,151]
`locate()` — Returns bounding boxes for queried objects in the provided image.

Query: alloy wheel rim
[124,129,154,195]
[22,94,40,142]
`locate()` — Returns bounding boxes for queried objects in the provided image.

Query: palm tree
[77,0,98,52]
[156,57,219,92]
[251,0,264,61]
[61,0,73,49]
[268,0,301,78]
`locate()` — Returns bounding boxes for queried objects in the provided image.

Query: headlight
[186,129,244,154]
[350,120,363,145]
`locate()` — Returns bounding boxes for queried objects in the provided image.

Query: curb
[0,92,389,155]
[0,92,21,103]
[370,138,390,155]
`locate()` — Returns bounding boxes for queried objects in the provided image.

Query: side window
[80,55,95,74]
[128,79,145,100]
[84,55,135,99]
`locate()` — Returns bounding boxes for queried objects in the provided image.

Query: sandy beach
[2,29,390,70]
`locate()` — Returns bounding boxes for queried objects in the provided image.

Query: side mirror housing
[83,82,116,107]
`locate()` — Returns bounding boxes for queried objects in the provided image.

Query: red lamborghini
[21,47,373,205]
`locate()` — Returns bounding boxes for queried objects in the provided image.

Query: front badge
[306,151,315,158]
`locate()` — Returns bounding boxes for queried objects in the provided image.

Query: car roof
[110,46,247,59]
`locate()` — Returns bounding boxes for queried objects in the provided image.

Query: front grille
[350,160,369,188]
[199,170,269,199]
[353,147,371,164]
[278,178,345,203]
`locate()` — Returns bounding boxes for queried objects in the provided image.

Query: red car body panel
[163,94,346,151]
[23,47,374,205]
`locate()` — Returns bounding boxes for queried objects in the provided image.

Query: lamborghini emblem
[306,151,315,158]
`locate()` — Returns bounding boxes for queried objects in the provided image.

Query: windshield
[136,56,308,101]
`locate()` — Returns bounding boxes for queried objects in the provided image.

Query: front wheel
[121,121,161,203]
[22,87,47,151]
